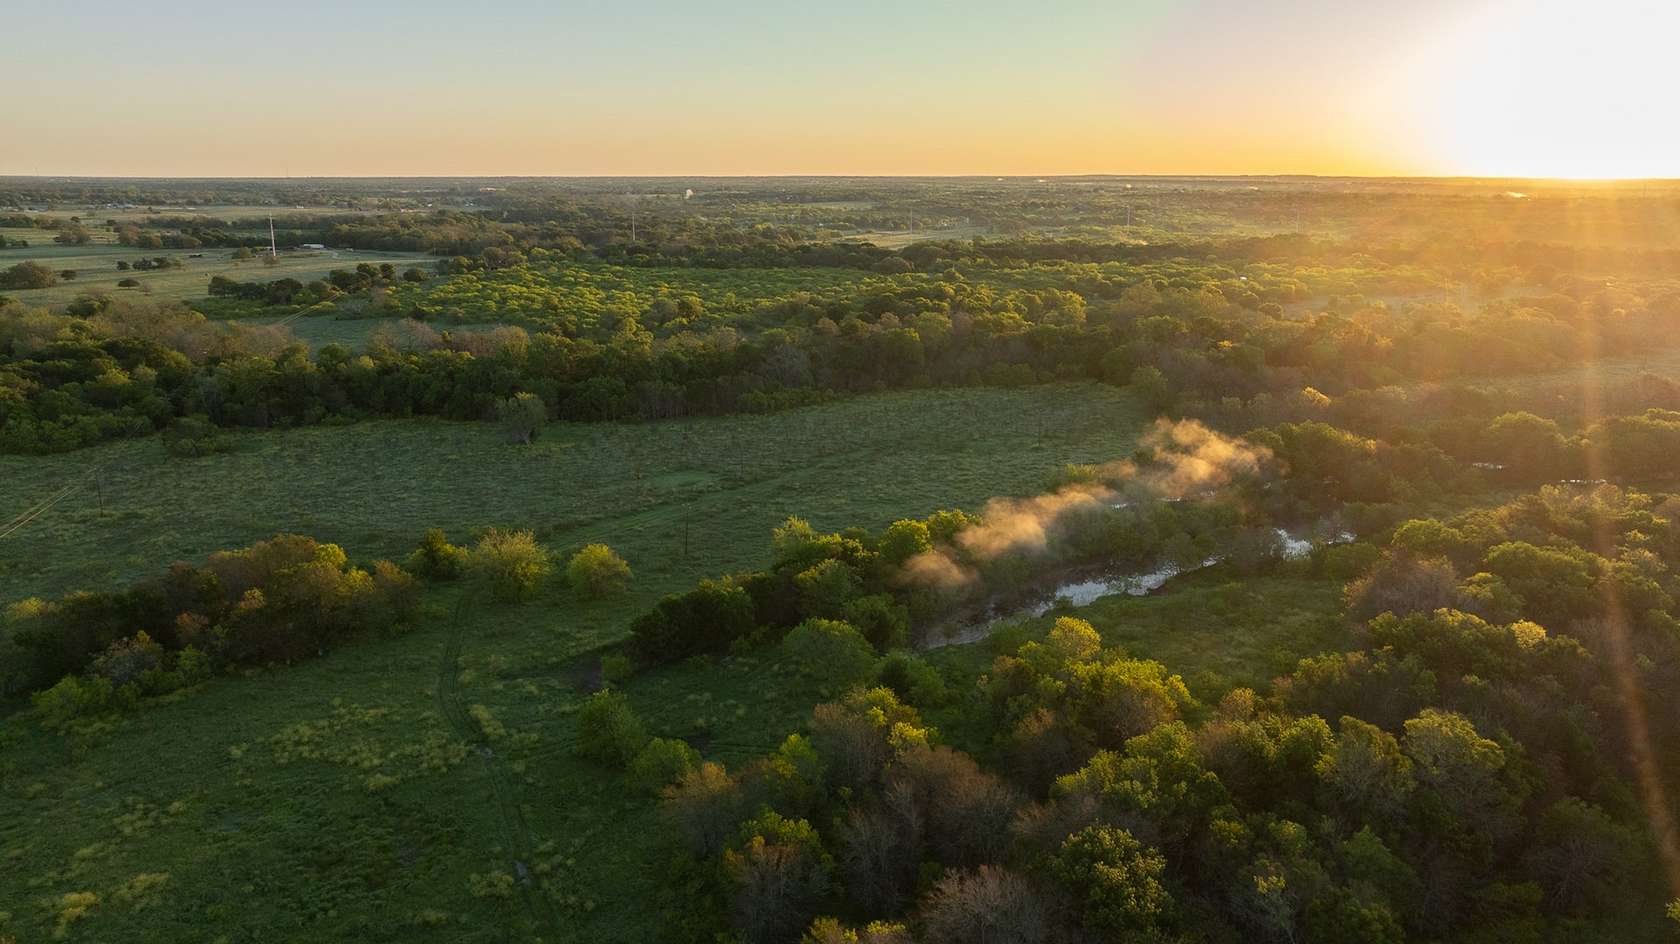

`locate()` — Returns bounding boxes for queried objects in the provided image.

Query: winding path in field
[433,590,562,937]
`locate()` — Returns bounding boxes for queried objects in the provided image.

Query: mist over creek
[920,524,1353,649]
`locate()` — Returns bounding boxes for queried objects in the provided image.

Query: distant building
[299,243,326,250]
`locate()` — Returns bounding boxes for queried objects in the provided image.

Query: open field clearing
[0,382,1162,941]
[0,242,431,308]
[0,383,1145,605]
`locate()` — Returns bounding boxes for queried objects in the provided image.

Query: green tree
[1049,825,1172,937]
[497,392,546,445]
[725,812,833,944]
[1315,716,1414,819]
[876,519,931,567]
[784,619,877,691]
[1130,365,1172,412]
[661,761,743,856]
[576,688,648,766]
[628,736,700,793]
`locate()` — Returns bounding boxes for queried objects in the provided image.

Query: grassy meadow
[0,382,1197,942]
[0,383,1146,604]
[0,242,431,308]
[0,380,1375,943]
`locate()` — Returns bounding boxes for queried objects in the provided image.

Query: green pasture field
[0,242,432,309]
[0,382,1167,941]
[845,222,993,248]
[0,382,1147,605]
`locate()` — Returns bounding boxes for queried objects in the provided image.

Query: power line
[0,484,76,541]
[0,464,106,542]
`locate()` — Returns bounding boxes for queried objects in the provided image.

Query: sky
[4,0,1676,178]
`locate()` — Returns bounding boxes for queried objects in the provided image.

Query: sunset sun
[1407,0,1680,178]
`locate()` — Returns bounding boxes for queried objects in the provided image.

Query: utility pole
[268,215,278,260]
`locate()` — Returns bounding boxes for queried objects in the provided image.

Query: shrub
[784,619,877,690]
[873,651,948,707]
[628,736,700,793]
[576,689,648,766]
[566,543,632,598]
[407,528,469,581]
[0,261,57,289]
[471,528,550,601]
[803,919,912,944]
[33,675,115,730]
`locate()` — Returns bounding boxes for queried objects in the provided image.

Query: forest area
[2,175,1680,943]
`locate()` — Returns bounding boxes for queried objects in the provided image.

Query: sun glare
[1408,0,1680,178]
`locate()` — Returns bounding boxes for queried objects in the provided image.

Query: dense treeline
[590,479,1680,942]
[1,535,418,726]
[5,249,1678,455]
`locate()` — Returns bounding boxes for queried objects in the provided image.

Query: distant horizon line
[2,172,1676,185]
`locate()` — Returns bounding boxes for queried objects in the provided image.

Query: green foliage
[8,533,417,715]
[32,674,115,730]
[470,528,551,601]
[794,558,860,620]
[627,737,700,794]
[575,689,649,767]
[876,519,931,567]
[1049,825,1172,937]
[406,528,469,581]
[843,594,910,650]
[497,392,546,445]
[566,543,632,599]
[160,416,233,457]
[783,619,877,691]
[873,651,948,707]
[631,577,757,663]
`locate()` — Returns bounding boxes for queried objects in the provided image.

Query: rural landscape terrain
[2,172,1680,944]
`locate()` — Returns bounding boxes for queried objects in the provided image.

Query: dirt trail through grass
[433,590,562,935]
